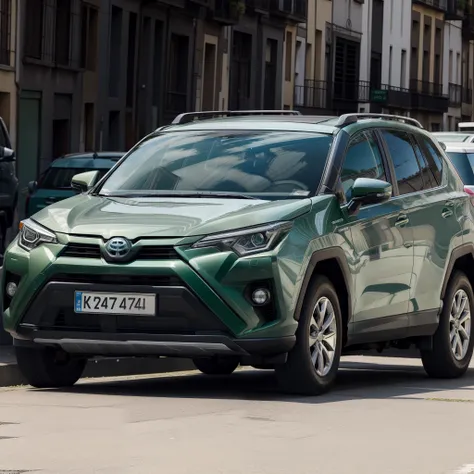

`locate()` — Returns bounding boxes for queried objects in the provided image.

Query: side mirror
[71,170,99,193]
[0,146,15,161]
[27,181,37,195]
[346,177,392,215]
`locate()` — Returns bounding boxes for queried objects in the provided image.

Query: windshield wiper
[101,191,258,200]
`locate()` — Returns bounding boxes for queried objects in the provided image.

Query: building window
[229,31,251,109]
[55,0,71,66]
[401,49,407,88]
[80,2,98,71]
[285,31,292,82]
[0,0,11,66]
[167,33,189,113]
[126,12,137,108]
[25,0,44,60]
[109,6,123,97]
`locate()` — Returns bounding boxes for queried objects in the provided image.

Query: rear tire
[15,345,87,388]
[275,275,343,395]
[421,271,474,378]
[193,357,239,375]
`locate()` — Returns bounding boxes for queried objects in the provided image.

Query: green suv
[3,111,474,395]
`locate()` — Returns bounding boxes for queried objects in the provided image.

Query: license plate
[74,292,156,316]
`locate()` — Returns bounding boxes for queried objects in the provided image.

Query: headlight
[18,219,58,251]
[192,222,293,256]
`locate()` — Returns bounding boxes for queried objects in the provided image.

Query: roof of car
[444,143,474,152]
[158,115,425,136]
[51,152,125,168]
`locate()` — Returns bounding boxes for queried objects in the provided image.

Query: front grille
[52,273,183,286]
[60,243,180,261]
[62,244,101,259]
[136,246,180,260]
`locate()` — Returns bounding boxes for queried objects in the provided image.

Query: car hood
[32,194,313,240]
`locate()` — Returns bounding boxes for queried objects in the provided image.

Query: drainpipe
[14,0,21,152]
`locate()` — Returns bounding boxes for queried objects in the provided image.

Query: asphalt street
[0,353,471,474]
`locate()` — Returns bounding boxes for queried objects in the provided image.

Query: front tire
[421,271,474,378]
[275,275,343,395]
[16,345,87,388]
[193,357,239,375]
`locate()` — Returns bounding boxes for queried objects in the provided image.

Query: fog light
[251,288,271,306]
[6,282,17,298]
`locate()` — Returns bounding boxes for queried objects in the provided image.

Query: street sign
[371,89,388,103]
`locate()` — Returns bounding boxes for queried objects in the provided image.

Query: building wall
[333,0,363,33]
[0,0,17,148]
[283,24,297,108]
[315,0,331,81]
[443,21,462,129]
[381,0,412,88]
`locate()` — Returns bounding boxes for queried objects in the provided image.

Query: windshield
[446,152,474,184]
[434,133,472,143]
[98,131,333,199]
[40,168,110,190]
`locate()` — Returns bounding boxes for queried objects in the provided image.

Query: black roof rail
[335,113,423,129]
[172,110,301,125]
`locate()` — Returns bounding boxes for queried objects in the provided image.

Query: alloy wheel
[450,289,472,361]
[308,296,337,377]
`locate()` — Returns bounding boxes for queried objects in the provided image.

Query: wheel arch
[441,243,474,300]
[294,248,353,338]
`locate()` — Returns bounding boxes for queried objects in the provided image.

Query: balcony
[412,0,447,12]
[449,83,462,108]
[246,0,270,13]
[332,80,370,113]
[370,85,412,110]
[270,0,307,23]
[463,7,474,40]
[213,0,244,25]
[446,0,465,20]
[410,80,449,113]
[294,80,331,112]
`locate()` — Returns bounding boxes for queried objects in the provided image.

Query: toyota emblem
[104,237,132,260]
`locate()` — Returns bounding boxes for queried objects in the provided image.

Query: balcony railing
[213,0,243,24]
[370,85,412,110]
[446,0,465,20]
[410,79,449,113]
[270,0,307,22]
[449,83,462,107]
[413,0,447,12]
[246,0,270,12]
[334,80,370,103]
[294,80,329,110]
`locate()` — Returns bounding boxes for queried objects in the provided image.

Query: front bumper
[3,238,299,359]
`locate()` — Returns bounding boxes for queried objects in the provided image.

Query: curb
[0,357,196,387]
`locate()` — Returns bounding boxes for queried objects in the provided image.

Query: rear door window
[417,135,443,186]
[381,130,423,195]
[39,168,109,190]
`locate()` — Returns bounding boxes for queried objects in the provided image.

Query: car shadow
[38,356,474,404]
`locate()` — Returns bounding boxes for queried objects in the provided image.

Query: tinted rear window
[446,152,474,184]
[39,168,109,190]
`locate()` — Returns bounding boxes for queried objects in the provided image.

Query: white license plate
[74,292,156,316]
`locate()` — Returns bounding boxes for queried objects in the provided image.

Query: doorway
[202,38,217,111]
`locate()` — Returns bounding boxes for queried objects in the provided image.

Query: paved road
[0,353,472,474]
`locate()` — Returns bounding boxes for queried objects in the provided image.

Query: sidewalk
[0,346,194,387]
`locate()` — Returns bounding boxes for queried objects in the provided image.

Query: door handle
[45,198,57,205]
[395,214,409,227]
[442,201,454,218]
